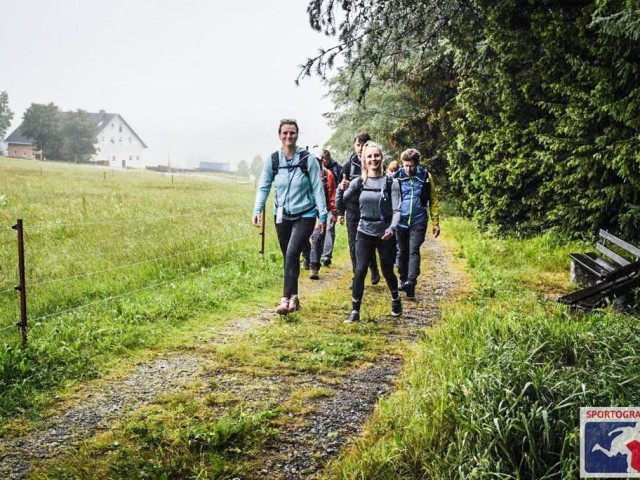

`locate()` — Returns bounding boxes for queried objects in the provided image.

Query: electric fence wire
[0,285,17,296]
[29,257,241,327]
[0,322,17,333]
[25,207,242,230]
[27,232,255,289]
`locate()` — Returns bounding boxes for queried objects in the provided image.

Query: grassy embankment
[328,218,640,479]
[0,157,287,423]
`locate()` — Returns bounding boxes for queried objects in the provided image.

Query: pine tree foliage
[305,0,640,240]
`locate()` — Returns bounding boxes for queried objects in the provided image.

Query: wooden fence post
[12,219,28,348]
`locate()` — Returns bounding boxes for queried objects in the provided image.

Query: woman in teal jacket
[252,119,327,315]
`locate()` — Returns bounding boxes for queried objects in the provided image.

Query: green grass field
[0,157,282,422]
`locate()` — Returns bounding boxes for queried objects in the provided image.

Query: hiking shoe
[310,269,319,280]
[398,280,407,292]
[288,295,301,313]
[371,271,381,285]
[391,297,402,317]
[344,310,360,324]
[404,282,416,299]
[321,257,331,267]
[276,297,290,315]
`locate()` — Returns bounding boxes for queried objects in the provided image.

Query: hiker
[387,160,400,176]
[340,141,402,323]
[393,148,440,299]
[320,148,341,267]
[252,119,327,315]
[309,152,337,279]
[336,132,381,286]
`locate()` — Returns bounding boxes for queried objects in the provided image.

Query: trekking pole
[259,210,266,256]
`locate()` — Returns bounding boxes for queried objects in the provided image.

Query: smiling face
[279,123,298,149]
[364,146,383,176]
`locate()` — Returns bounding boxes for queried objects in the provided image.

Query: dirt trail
[0,237,461,479]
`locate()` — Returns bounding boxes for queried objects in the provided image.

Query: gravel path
[0,236,460,479]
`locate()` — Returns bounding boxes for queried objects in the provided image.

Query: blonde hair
[361,141,384,181]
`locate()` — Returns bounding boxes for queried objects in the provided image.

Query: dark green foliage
[304,0,640,240]
[21,102,64,160]
[60,110,97,162]
[21,104,98,161]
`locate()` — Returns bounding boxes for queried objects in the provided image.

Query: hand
[338,215,345,225]
[252,214,261,227]
[381,230,393,240]
[316,221,325,234]
[433,225,441,238]
[339,174,350,191]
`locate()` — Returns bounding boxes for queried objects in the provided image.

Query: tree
[250,154,263,179]
[21,103,63,160]
[60,109,97,162]
[236,159,250,177]
[0,91,14,141]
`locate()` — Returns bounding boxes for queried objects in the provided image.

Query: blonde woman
[339,142,401,323]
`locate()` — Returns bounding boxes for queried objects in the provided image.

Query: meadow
[0,157,280,421]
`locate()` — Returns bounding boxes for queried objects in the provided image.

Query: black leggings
[347,217,379,276]
[275,217,316,297]
[352,231,398,308]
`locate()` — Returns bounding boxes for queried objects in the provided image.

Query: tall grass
[0,158,280,422]
[328,218,640,479]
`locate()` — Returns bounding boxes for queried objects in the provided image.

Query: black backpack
[271,150,310,178]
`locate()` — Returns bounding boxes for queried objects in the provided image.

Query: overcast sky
[2,0,338,168]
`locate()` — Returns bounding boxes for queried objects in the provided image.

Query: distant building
[4,110,147,168]
[4,128,42,160]
[199,161,230,172]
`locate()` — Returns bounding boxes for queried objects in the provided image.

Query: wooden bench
[558,230,640,309]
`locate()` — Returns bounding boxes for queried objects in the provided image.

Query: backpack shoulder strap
[298,150,310,178]
[271,151,279,177]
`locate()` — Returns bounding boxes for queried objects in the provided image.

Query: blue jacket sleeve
[253,155,273,215]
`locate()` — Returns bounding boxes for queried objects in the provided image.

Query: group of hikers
[251,119,440,323]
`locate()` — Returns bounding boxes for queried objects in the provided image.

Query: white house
[90,110,147,168]
[4,110,148,169]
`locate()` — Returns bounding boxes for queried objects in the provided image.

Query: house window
[112,156,116,162]
[129,137,132,143]
[22,150,26,157]
[119,125,122,133]
[129,155,132,161]
[111,123,114,129]
[137,155,140,161]
[119,138,122,143]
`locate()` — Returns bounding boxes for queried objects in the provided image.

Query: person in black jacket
[336,132,380,286]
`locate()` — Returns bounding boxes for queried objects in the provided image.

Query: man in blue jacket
[394,148,440,299]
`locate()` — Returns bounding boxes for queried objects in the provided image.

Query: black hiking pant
[396,222,427,285]
[347,216,379,279]
[275,216,316,297]
[352,232,398,309]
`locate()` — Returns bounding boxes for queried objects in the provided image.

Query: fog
[1,0,336,169]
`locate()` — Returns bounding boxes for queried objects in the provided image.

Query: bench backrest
[597,229,640,266]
